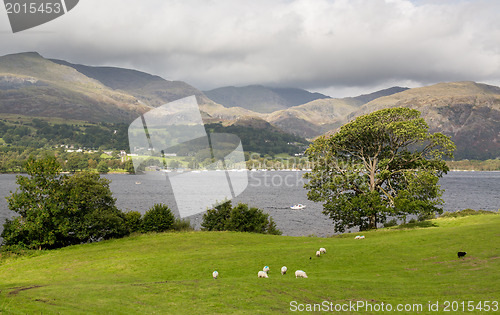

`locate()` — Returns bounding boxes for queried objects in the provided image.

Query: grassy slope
[0,214,499,314]
[0,53,150,123]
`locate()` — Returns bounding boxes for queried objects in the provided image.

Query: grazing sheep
[295,270,308,278]
[281,266,287,275]
[319,247,326,254]
[212,271,218,279]
[354,235,360,239]
[263,266,270,273]
[258,271,269,278]
[316,250,321,257]
[359,235,365,239]
[458,251,467,259]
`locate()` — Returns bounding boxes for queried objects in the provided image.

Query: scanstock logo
[4,0,79,33]
[128,96,248,218]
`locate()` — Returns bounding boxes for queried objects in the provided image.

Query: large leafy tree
[1,156,128,249]
[304,108,455,232]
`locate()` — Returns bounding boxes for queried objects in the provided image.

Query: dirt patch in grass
[34,298,57,305]
[422,256,438,260]
[8,285,44,296]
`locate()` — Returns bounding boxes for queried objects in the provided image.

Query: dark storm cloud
[1,0,499,96]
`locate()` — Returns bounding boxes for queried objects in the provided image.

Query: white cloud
[1,0,499,96]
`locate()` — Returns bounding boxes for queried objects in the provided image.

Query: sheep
[295,270,308,278]
[354,235,360,239]
[355,235,365,239]
[212,270,218,279]
[258,271,269,278]
[319,247,326,254]
[316,250,321,257]
[263,266,270,273]
[458,251,467,259]
[281,266,287,275]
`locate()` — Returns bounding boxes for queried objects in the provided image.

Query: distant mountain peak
[203,85,330,113]
[348,86,409,105]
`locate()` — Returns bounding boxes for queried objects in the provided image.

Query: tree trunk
[369,213,377,229]
[368,160,377,229]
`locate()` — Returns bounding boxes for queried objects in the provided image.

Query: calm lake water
[0,171,499,237]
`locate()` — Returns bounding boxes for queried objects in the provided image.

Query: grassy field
[0,214,499,314]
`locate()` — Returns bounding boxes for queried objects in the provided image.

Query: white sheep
[359,235,365,239]
[263,266,270,273]
[281,266,287,275]
[295,270,308,278]
[258,271,269,278]
[319,247,326,254]
[316,250,321,257]
[355,235,360,239]
[212,271,218,279]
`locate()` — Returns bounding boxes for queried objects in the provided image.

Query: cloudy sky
[1,0,500,97]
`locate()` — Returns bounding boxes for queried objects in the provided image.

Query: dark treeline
[0,146,133,174]
[204,123,308,156]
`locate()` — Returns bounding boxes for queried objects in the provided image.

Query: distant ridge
[349,86,409,105]
[203,85,330,113]
[339,81,500,160]
[0,52,151,123]
[264,86,409,139]
[50,59,212,107]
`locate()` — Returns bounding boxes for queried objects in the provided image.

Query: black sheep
[457,251,467,259]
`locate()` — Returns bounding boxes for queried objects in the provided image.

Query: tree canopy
[304,108,455,232]
[1,156,128,249]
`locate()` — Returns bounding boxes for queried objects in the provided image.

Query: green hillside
[0,52,150,123]
[0,213,498,314]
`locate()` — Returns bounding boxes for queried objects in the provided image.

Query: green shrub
[124,211,143,233]
[201,201,232,231]
[172,218,194,232]
[142,204,175,233]
[226,203,268,233]
[440,209,497,218]
[201,201,281,235]
[266,217,281,235]
[418,212,436,221]
[384,218,398,227]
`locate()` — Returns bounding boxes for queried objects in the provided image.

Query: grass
[0,214,499,314]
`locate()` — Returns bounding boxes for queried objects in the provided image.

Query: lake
[0,171,499,237]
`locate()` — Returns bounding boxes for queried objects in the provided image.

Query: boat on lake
[290,204,306,210]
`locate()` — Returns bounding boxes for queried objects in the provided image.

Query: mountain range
[0,52,499,160]
[203,85,331,113]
